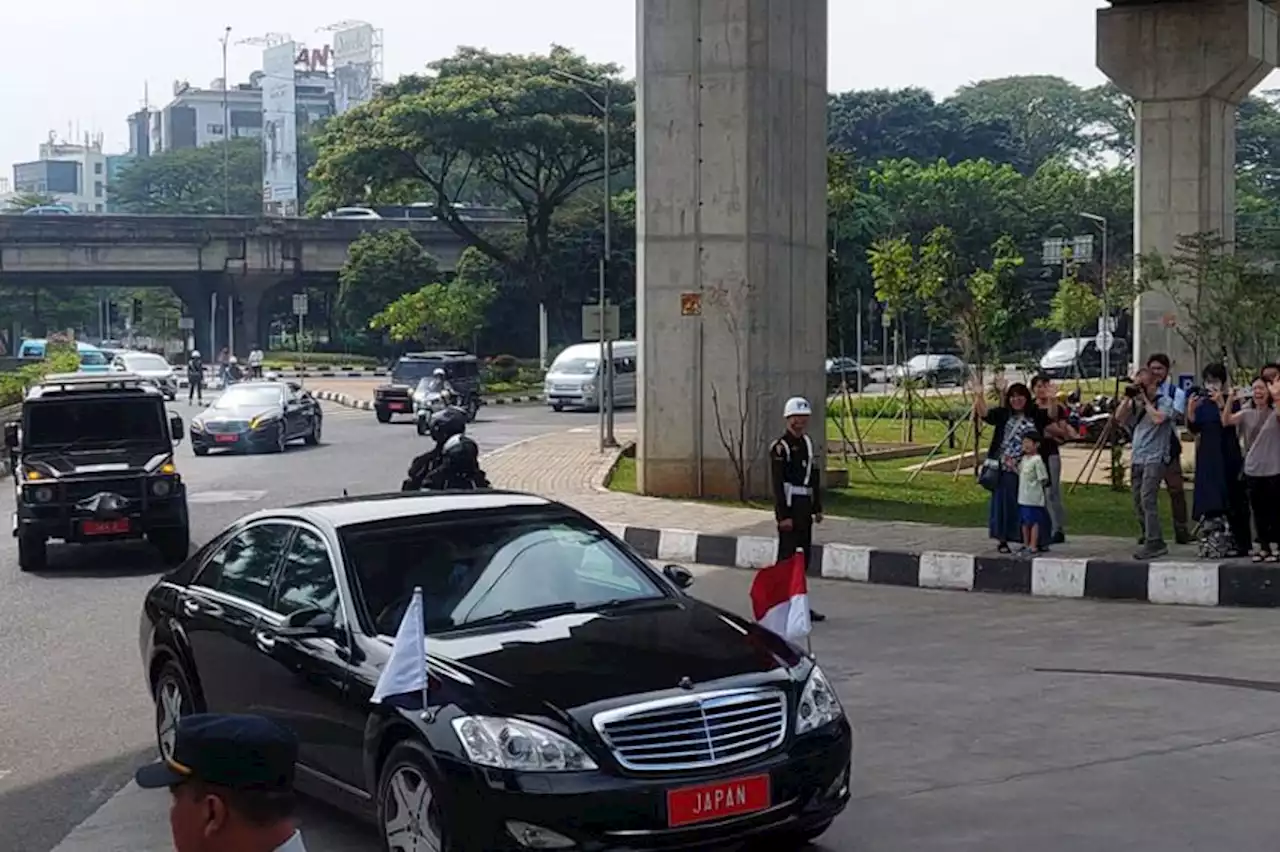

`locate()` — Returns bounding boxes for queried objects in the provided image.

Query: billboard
[261,41,299,216]
[333,23,376,115]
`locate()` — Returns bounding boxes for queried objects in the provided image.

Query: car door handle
[181,599,201,616]
[253,630,277,652]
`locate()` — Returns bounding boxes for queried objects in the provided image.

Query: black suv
[373,351,484,423]
[4,372,190,572]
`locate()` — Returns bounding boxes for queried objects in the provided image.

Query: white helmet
[433,368,446,377]
[190,350,200,358]
[783,396,812,418]
[229,356,238,364]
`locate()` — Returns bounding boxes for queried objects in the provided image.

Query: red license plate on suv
[666,775,770,827]
[215,434,239,443]
[83,518,130,536]
[388,402,405,410]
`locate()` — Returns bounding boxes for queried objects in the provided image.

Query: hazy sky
[4,0,1265,176]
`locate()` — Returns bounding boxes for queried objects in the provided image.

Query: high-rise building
[10,134,109,213]
[151,70,334,153]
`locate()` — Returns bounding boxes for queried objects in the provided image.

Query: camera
[1124,384,1142,399]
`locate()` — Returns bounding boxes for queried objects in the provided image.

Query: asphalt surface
[7,396,1280,851]
[0,397,631,852]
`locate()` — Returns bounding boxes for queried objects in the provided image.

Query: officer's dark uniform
[771,429,822,566]
[402,407,489,490]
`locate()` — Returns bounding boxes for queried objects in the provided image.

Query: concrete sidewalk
[481,428,1280,608]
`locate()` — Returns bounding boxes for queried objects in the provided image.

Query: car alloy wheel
[153,664,192,760]
[380,753,444,852]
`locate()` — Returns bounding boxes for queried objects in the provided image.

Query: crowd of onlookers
[975,353,1280,561]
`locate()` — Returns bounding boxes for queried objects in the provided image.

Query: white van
[544,341,638,411]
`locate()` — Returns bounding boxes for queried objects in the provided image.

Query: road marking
[0,769,10,782]
[186,490,268,504]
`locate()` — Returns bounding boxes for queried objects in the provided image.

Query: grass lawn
[609,455,1172,539]
[826,415,962,448]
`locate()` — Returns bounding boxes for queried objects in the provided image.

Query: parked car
[825,357,870,391]
[891,354,968,387]
[1038,337,1129,380]
[111,351,178,400]
[17,338,111,374]
[322,206,382,220]
[22,204,74,215]
[138,491,853,851]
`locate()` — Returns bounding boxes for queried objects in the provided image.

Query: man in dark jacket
[186,350,205,405]
[770,396,825,622]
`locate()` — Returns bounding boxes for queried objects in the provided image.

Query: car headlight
[190,419,205,432]
[27,485,54,504]
[794,665,843,735]
[451,716,597,772]
[583,383,595,394]
[150,478,172,497]
[249,415,279,430]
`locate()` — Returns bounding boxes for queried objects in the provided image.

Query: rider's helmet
[428,406,468,444]
[190,350,201,359]
[229,356,238,364]
[433,368,446,377]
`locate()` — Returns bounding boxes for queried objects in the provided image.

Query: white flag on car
[371,587,428,709]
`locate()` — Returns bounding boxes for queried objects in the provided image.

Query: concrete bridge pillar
[170,274,220,358]
[231,277,282,358]
[636,0,828,499]
[1098,0,1277,376]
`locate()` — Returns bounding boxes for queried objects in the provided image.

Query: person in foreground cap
[135,713,307,852]
[771,396,826,622]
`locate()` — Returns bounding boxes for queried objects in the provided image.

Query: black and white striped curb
[312,390,542,411]
[597,524,1280,608]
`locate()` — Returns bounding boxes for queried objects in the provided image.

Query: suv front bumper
[15,487,188,542]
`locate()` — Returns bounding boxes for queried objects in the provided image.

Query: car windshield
[554,357,599,376]
[1046,339,1087,357]
[24,398,166,448]
[214,386,282,409]
[417,376,445,393]
[124,354,170,372]
[907,355,941,369]
[344,511,668,635]
[78,350,107,366]
[393,360,443,384]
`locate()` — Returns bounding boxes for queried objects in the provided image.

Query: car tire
[152,660,196,760]
[193,445,208,457]
[150,527,190,565]
[274,424,288,453]
[551,402,564,412]
[17,531,46,573]
[377,739,452,852]
[304,418,322,446]
[416,418,428,436]
[376,409,392,424]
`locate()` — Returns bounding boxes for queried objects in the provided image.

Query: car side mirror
[169,414,184,442]
[277,608,336,638]
[662,563,695,590]
[3,422,17,450]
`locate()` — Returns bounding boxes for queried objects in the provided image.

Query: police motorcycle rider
[426,368,457,406]
[401,406,491,491]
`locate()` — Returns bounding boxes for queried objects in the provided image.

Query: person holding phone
[1186,363,1250,557]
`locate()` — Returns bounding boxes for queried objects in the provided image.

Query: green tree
[337,231,441,339]
[4,192,58,211]
[307,46,635,305]
[1036,273,1103,381]
[957,236,1026,375]
[369,280,497,347]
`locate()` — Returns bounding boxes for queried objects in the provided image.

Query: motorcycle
[414,389,451,435]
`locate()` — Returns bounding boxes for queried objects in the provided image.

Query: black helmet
[428,406,468,443]
[441,433,480,466]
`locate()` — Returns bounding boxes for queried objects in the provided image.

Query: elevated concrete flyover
[0,214,518,356]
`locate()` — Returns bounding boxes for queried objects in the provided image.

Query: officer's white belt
[784,484,813,499]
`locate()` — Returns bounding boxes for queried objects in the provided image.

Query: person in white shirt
[248,347,265,379]
[1016,433,1051,557]
[134,713,308,852]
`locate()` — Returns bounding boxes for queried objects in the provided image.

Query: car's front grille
[594,688,788,772]
[552,384,581,393]
[204,420,247,434]
[64,477,144,502]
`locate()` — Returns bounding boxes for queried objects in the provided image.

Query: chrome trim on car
[593,687,788,772]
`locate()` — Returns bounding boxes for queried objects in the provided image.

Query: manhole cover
[187,490,268,504]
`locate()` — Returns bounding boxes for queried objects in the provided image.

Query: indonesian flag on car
[749,551,812,641]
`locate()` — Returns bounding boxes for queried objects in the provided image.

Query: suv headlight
[25,484,55,504]
[794,665,843,735]
[451,716,597,772]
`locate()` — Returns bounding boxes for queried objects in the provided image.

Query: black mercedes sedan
[138,491,853,851]
[189,381,322,455]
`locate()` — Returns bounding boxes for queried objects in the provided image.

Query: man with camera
[1144,353,1192,544]
[1117,366,1178,559]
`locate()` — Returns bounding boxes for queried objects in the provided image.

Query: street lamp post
[1080,212,1110,379]
[552,68,616,450]
[220,26,232,215]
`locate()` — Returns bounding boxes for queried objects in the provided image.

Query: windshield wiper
[595,597,676,612]
[457,601,581,629]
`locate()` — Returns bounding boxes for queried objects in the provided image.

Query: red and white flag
[749,552,812,641]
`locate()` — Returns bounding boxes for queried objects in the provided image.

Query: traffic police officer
[771,396,825,622]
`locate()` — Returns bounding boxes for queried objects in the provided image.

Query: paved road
[13,543,1280,850]
[0,399,633,852]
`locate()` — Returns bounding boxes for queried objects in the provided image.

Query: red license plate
[215,434,239,443]
[83,518,130,536]
[666,775,770,828]
[388,402,405,410]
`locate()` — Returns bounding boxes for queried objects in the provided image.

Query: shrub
[487,354,520,382]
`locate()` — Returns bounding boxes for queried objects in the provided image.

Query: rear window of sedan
[341,510,668,635]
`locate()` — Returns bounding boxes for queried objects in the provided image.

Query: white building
[151,70,334,153]
[9,134,109,213]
